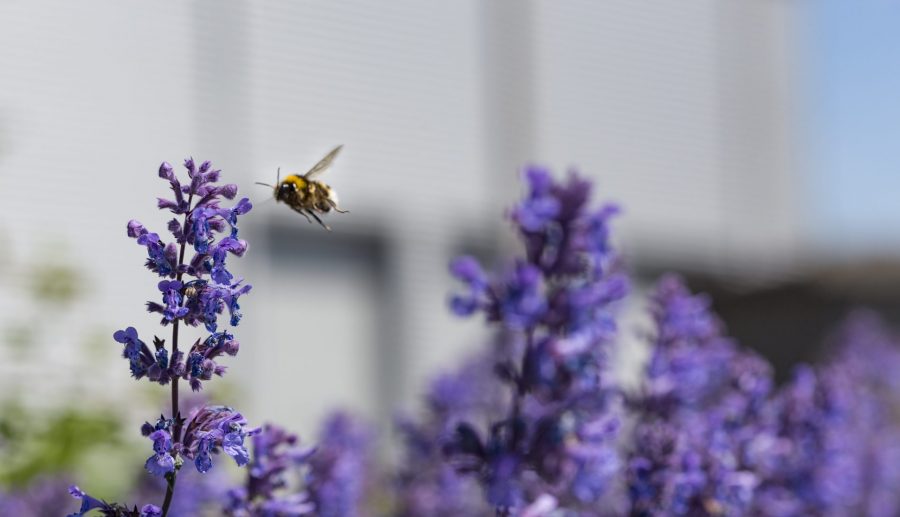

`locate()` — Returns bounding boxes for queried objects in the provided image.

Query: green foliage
[29,262,81,305]
[0,404,124,488]
[2,322,34,358]
[0,247,147,499]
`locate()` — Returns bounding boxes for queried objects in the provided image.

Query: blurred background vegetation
[0,250,242,504]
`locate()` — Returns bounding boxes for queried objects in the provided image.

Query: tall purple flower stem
[444,167,628,514]
[68,158,256,517]
[160,190,193,516]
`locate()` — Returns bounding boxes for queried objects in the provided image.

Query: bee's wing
[303,145,343,179]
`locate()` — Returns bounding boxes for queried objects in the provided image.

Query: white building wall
[0,1,800,437]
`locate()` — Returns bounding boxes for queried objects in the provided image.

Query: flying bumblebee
[257,145,348,231]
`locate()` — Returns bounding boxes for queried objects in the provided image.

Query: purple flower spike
[75,156,266,515]
[307,412,375,517]
[626,276,774,516]
[120,158,253,389]
[225,423,317,516]
[437,168,628,514]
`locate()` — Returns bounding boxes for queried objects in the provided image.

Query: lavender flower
[641,275,736,410]
[124,158,252,387]
[62,155,900,516]
[0,477,77,517]
[626,275,773,516]
[444,167,628,514]
[750,313,900,516]
[829,313,900,517]
[225,423,317,516]
[72,158,257,517]
[394,355,503,516]
[307,412,375,517]
[748,365,855,516]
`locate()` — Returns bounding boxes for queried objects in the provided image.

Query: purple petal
[145,453,175,476]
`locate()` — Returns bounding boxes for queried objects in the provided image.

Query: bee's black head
[277,182,295,200]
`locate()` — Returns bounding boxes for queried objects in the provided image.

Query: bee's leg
[326,199,350,213]
[294,208,313,224]
[307,210,331,231]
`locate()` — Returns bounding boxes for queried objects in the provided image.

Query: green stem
[160,473,176,516]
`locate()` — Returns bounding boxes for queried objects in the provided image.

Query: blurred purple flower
[0,477,75,517]
[307,412,375,517]
[444,168,627,514]
[750,313,900,516]
[511,167,561,233]
[394,354,501,516]
[225,423,317,516]
[449,256,488,316]
[626,276,772,516]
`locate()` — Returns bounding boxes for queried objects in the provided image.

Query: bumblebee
[257,145,348,231]
[181,279,207,299]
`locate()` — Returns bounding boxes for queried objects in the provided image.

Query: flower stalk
[68,159,255,517]
[160,190,193,517]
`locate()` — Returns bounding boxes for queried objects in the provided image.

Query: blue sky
[805,0,900,254]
